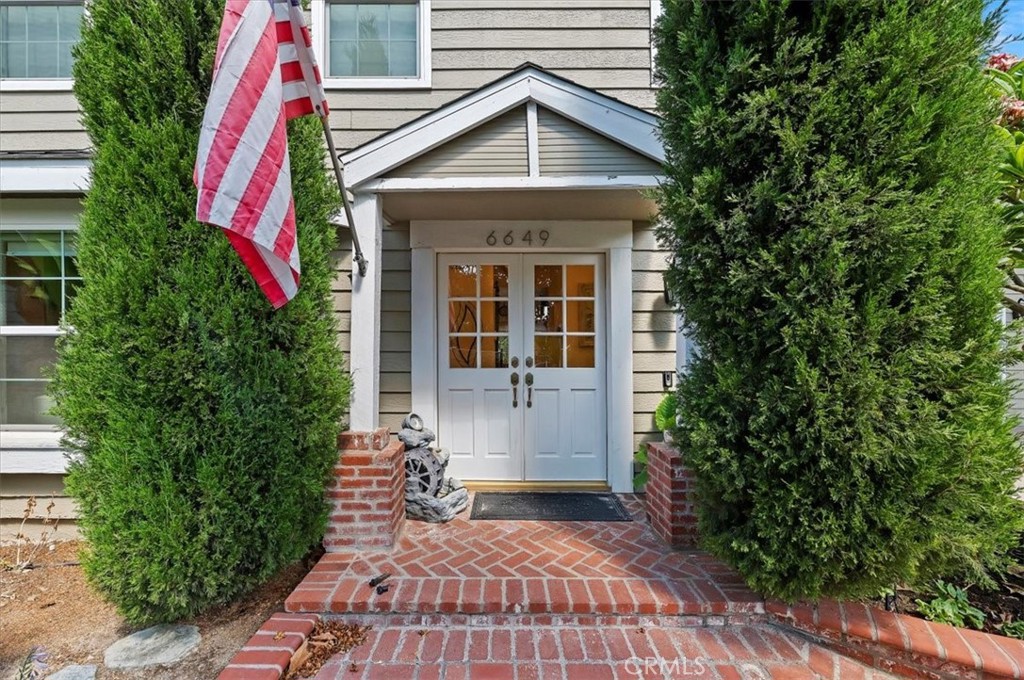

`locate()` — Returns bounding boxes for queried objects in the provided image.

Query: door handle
[525,372,534,408]
[511,372,520,408]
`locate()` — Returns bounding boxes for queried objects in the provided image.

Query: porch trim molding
[348,193,384,431]
[0,158,91,193]
[341,65,664,188]
[361,175,662,193]
[408,220,635,493]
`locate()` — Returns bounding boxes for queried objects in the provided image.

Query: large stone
[47,666,97,680]
[104,624,201,669]
[406,486,469,523]
[397,427,435,450]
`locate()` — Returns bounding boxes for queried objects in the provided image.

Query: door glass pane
[449,336,476,369]
[534,335,562,368]
[566,300,595,334]
[567,335,595,368]
[566,265,595,296]
[480,265,508,297]
[534,265,562,298]
[480,300,508,333]
[534,300,563,332]
[480,336,509,368]
[448,265,477,297]
[448,301,477,333]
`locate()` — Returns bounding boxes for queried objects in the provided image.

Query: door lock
[511,356,519,368]
[524,372,534,408]
[510,372,520,408]
[525,356,534,368]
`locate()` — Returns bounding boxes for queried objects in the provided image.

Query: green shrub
[655,0,1024,600]
[50,0,350,623]
[915,581,986,630]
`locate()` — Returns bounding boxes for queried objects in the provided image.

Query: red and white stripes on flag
[195,0,328,309]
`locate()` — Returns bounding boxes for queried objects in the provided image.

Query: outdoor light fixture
[663,273,672,305]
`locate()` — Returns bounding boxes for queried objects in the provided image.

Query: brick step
[284,575,765,618]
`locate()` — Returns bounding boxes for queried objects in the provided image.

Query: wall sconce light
[663,273,672,306]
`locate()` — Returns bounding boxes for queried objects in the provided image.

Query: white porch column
[348,192,384,431]
[608,246,634,493]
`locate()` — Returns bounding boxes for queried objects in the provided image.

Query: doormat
[469,492,632,521]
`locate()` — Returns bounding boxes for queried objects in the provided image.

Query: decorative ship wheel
[405,447,445,496]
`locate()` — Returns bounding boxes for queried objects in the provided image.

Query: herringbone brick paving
[311,620,899,679]
[286,495,762,617]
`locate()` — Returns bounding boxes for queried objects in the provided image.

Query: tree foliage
[655,0,1024,600]
[51,0,350,623]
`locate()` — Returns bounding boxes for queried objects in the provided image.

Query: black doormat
[470,492,632,521]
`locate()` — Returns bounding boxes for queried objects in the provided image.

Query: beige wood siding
[385,108,528,178]
[0,92,87,153]
[632,221,675,451]
[325,0,657,152]
[1,2,656,154]
[537,109,662,177]
[0,474,78,542]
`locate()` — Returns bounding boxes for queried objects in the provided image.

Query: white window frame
[0,0,84,92]
[311,0,431,90]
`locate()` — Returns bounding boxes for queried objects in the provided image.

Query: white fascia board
[359,175,663,193]
[341,66,664,187]
[343,78,533,186]
[0,159,91,193]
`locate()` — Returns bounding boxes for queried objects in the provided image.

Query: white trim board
[341,66,664,188]
[408,220,634,492]
[0,160,91,193]
[361,175,663,193]
[0,431,67,474]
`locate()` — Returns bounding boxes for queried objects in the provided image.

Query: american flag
[195,0,328,309]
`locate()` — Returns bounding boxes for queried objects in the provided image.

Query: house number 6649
[485,230,550,246]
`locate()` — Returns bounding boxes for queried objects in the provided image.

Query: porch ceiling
[381,189,658,222]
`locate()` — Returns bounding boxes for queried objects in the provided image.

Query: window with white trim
[1,229,80,428]
[0,1,84,80]
[314,0,431,89]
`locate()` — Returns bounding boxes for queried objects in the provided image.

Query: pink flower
[1001,97,1024,127]
[988,53,1021,72]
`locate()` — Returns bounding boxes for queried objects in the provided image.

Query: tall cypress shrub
[655,0,1024,600]
[51,0,350,623]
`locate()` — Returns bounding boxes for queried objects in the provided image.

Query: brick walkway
[273,494,900,679]
[310,618,899,679]
[286,496,762,618]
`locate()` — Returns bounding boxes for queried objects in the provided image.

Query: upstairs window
[0,2,84,81]
[314,0,431,89]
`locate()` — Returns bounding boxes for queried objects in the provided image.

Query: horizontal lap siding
[380,225,413,431]
[324,1,657,154]
[386,108,528,178]
[632,222,675,451]
[537,109,662,176]
[0,92,87,152]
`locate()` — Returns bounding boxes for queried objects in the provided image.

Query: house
[0,0,688,539]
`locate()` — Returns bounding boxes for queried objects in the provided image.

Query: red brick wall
[324,428,405,551]
[646,441,699,548]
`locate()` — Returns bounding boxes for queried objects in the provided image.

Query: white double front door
[437,253,607,482]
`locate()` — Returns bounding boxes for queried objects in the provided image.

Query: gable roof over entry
[340,64,665,190]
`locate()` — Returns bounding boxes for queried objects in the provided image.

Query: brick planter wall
[324,428,405,551]
[645,441,699,548]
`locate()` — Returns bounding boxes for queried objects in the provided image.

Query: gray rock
[398,427,435,449]
[406,485,469,523]
[104,624,200,669]
[401,413,424,431]
[47,666,97,680]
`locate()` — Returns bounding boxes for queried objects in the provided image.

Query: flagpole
[320,114,368,277]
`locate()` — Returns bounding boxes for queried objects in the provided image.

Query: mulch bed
[876,536,1023,639]
[0,541,318,679]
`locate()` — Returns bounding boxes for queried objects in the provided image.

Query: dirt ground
[0,542,312,679]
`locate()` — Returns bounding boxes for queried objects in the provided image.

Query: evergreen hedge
[51,0,350,623]
[655,0,1024,600]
